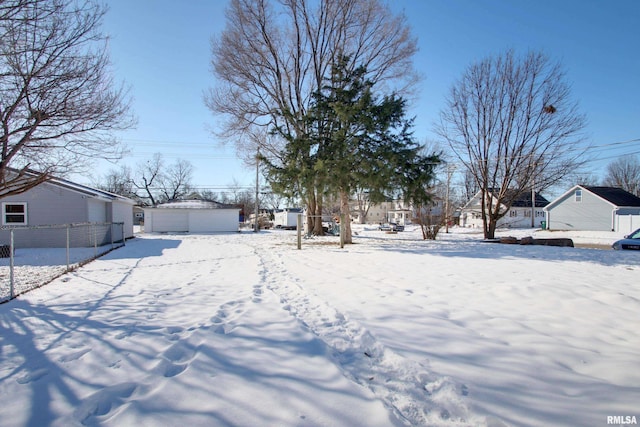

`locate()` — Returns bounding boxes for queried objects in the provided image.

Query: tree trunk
[314,191,324,235]
[340,191,353,244]
[487,219,497,240]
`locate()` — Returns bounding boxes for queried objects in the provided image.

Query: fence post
[9,228,15,299]
[110,223,114,249]
[297,214,302,250]
[93,224,97,257]
[66,225,70,272]
[340,214,345,249]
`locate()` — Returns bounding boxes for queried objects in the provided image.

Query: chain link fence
[0,222,125,303]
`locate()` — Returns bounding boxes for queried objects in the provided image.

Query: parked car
[379,222,404,232]
[612,228,640,250]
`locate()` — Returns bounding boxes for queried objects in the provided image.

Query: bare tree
[132,153,163,206]
[207,0,418,235]
[603,155,640,196]
[158,158,194,202]
[436,50,587,239]
[95,165,136,198]
[130,153,194,206]
[460,169,480,204]
[0,0,134,197]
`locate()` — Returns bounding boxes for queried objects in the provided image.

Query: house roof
[150,200,239,210]
[463,189,549,210]
[545,185,640,210]
[4,167,135,204]
[509,190,550,208]
[583,186,640,207]
[48,176,135,204]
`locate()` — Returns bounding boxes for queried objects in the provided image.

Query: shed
[544,186,640,232]
[273,208,303,229]
[143,200,240,233]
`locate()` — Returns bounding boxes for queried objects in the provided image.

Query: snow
[0,226,638,426]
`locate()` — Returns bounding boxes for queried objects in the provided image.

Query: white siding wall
[87,199,107,223]
[143,209,239,233]
[547,189,614,231]
[189,210,238,232]
[111,200,134,238]
[616,214,640,234]
[273,211,299,227]
[146,211,189,233]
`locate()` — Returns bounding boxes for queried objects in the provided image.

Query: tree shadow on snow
[354,234,636,268]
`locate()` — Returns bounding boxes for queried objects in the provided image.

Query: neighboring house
[0,176,135,247]
[351,199,414,225]
[460,189,549,228]
[143,200,240,233]
[544,186,640,232]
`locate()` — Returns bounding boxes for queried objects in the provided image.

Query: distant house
[350,199,420,225]
[460,189,549,228]
[544,186,640,232]
[143,200,240,233]
[0,175,135,247]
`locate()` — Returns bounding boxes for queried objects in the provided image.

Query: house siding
[546,189,615,231]
[0,183,88,247]
[0,180,134,247]
[111,200,134,238]
[3,182,88,225]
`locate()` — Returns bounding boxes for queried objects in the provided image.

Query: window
[2,202,27,225]
[510,210,518,217]
[524,210,531,218]
[575,189,582,202]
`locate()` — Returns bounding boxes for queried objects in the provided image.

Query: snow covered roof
[151,200,239,210]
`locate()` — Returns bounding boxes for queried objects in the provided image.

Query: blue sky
[94,0,640,192]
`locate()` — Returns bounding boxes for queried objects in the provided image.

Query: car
[612,228,640,250]
[378,222,404,232]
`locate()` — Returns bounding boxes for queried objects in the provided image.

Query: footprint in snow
[153,358,188,378]
[58,348,91,363]
[16,368,49,384]
[73,382,138,425]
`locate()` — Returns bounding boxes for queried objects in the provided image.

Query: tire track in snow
[255,246,488,427]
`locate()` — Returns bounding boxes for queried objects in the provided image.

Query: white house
[460,189,549,229]
[143,200,240,233]
[350,199,417,225]
[544,186,640,232]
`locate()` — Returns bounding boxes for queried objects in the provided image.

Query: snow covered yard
[0,245,124,302]
[0,227,638,426]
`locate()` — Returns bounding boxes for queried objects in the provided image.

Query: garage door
[151,211,188,232]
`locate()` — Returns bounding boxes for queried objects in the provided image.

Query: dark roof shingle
[584,186,640,207]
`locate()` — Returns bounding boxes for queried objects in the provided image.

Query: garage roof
[152,200,238,210]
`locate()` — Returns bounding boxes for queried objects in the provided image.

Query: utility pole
[254,148,260,233]
[531,183,535,228]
